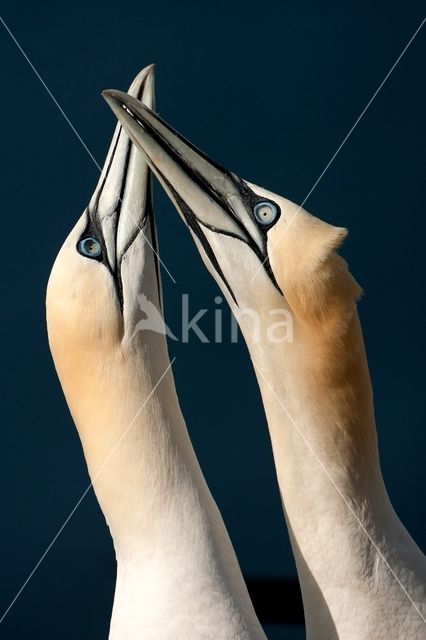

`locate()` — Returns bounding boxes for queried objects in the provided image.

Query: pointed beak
[90,66,156,275]
[101,90,281,300]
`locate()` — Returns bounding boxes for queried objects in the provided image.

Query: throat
[58,344,265,640]
[244,305,426,636]
[251,306,382,500]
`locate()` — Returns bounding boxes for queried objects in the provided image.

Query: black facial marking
[78,136,156,309]
[78,211,108,265]
[228,175,282,292]
[81,125,123,280]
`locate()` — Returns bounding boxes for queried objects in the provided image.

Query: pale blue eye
[78,237,102,258]
[254,201,279,226]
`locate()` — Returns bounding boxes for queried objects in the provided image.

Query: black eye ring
[253,201,279,227]
[77,237,102,259]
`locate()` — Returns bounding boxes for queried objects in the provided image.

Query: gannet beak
[101,90,281,300]
[89,67,156,281]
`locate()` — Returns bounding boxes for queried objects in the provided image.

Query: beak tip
[101,90,129,127]
[101,89,117,101]
[102,61,156,103]
[101,90,127,114]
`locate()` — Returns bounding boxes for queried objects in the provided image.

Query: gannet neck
[49,324,266,640]
[240,293,426,639]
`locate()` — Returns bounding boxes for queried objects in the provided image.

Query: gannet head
[47,67,161,371]
[102,90,361,329]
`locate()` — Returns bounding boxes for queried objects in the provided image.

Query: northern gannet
[46,68,267,640]
[103,90,426,639]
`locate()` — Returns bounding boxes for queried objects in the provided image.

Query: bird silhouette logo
[130,293,178,341]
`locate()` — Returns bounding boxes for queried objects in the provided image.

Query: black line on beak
[173,190,238,306]
[119,101,282,295]
[122,106,250,239]
[154,166,238,305]
[142,178,162,312]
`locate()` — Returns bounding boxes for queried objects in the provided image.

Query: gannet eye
[77,237,102,259]
[253,201,279,226]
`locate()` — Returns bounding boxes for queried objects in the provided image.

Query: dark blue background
[0,2,424,638]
